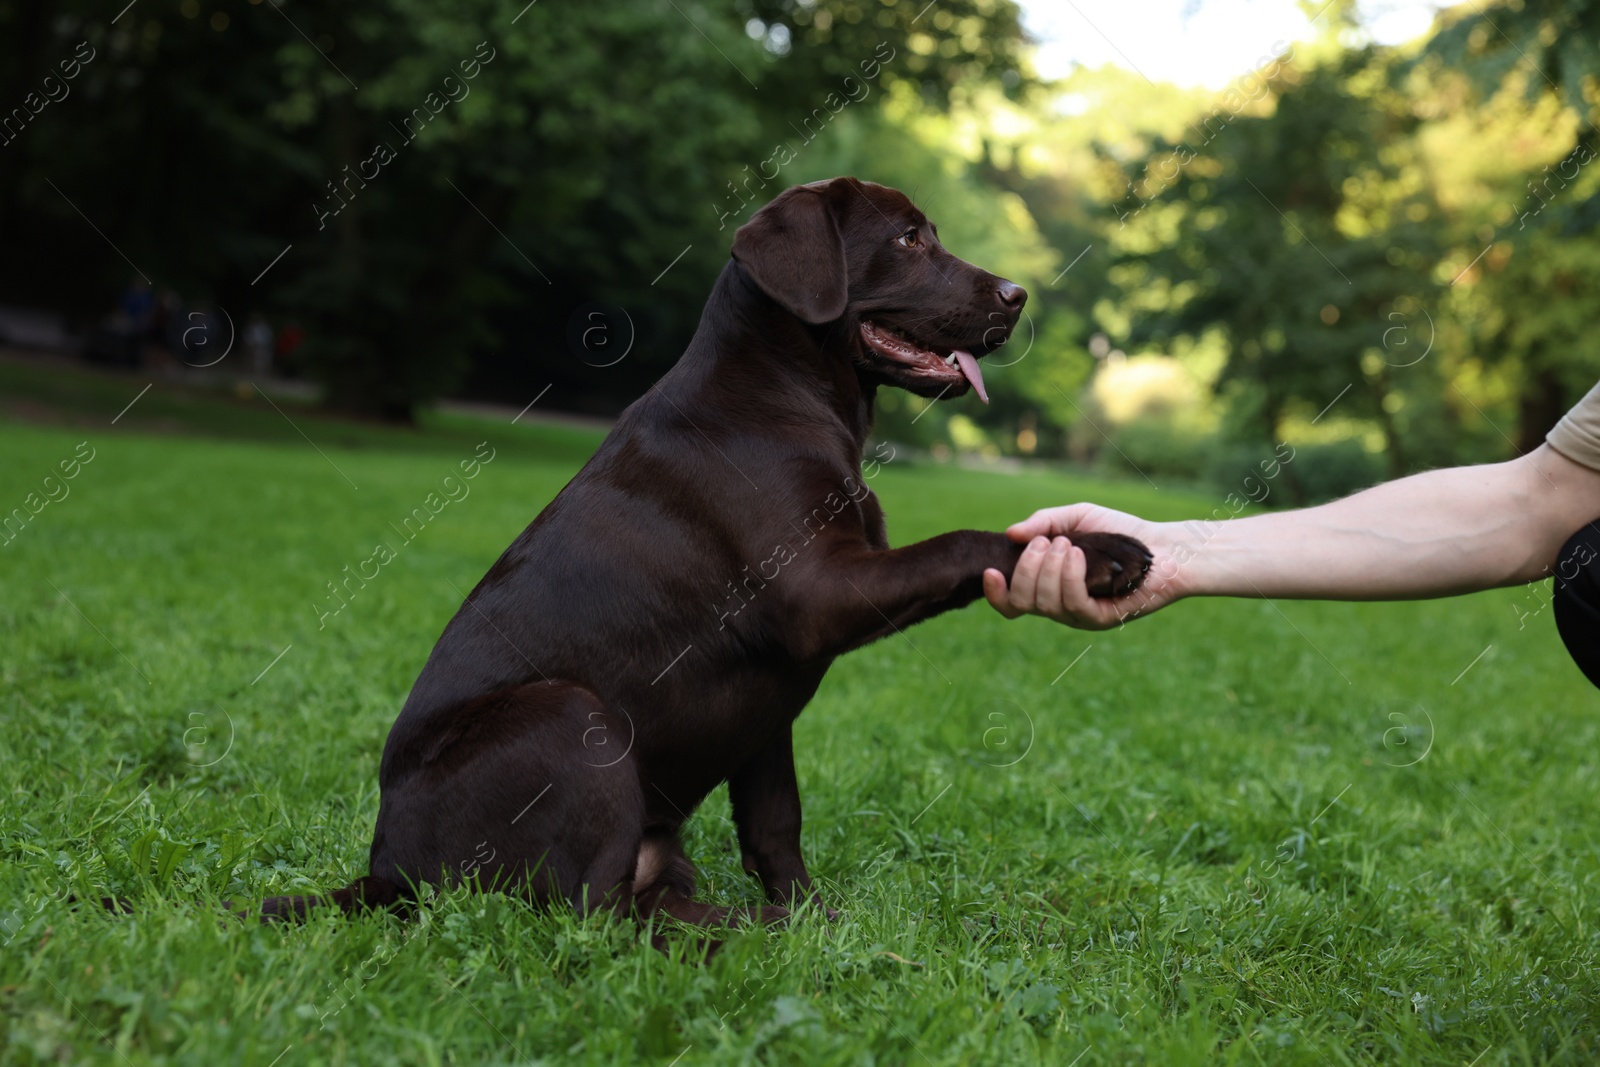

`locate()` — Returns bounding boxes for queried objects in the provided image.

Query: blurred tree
[1000,65,1213,457]
[1471,183,1600,452]
[1110,47,1446,487]
[1426,0,1600,112]
[740,0,1030,103]
[9,0,1599,478]
[1421,0,1600,447]
[0,0,1028,420]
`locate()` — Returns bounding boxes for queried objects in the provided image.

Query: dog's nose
[996,280,1027,310]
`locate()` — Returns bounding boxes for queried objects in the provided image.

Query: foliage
[5,0,1600,476]
[1287,437,1387,503]
[1102,45,1446,478]
[1099,415,1213,483]
[0,0,1029,418]
[1423,0,1600,113]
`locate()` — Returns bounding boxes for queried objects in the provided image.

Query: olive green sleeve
[1548,380,1600,471]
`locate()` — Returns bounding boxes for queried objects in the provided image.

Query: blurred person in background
[90,275,155,366]
[153,289,182,355]
[274,322,305,375]
[245,314,274,375]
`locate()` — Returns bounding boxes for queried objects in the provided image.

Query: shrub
[1099,417,1214,481]
[1288,439,1385,503]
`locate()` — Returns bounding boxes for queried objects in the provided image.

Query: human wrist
[1157,518,1230,601]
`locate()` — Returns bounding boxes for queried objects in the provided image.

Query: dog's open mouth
[858,320,989,404]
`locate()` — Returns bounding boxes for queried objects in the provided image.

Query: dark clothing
[1555,520,1600,689]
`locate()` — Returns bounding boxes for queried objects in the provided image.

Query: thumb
[1005,515,1054,542]
[983,568,1019,617]
[1006,505,1089,543]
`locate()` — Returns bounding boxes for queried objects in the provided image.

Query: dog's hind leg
[573,828,643,918]
[372,684,647,914]
[631,833,789,934]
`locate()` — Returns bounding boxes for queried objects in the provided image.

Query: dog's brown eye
[896,229,919,248]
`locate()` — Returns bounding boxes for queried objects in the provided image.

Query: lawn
[1,370,1597,1066]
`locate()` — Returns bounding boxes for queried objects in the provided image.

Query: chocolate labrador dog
[263,177,1150,933]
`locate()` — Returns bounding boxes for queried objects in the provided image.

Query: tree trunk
[1264,390,1307,506]
[1368,374,1407,479]
[1516,362,1566,456]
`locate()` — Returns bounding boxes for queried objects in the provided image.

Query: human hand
[983,503,1187,630]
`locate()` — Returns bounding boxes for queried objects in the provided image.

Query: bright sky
[1015,0,1442,87]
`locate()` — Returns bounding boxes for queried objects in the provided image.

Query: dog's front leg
[790,529,1148,660]
[728,726,815,908]
[796,531,1019,660]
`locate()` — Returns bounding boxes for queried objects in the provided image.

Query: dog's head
[731,177,1026,403]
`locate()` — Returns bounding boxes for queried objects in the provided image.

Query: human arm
[983,443,1600,630]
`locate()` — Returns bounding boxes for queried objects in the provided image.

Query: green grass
[1,376,1598,1066]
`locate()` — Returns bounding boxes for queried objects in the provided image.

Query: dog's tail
[258,875,406,922]
[81,876,405,924]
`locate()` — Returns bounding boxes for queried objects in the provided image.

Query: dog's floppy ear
[731,186,848,324]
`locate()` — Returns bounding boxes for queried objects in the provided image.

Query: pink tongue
[952,349,989,404]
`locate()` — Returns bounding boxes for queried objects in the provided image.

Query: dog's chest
[860,489,889,550]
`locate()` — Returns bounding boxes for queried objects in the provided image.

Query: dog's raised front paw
[1072,532,1153,598]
